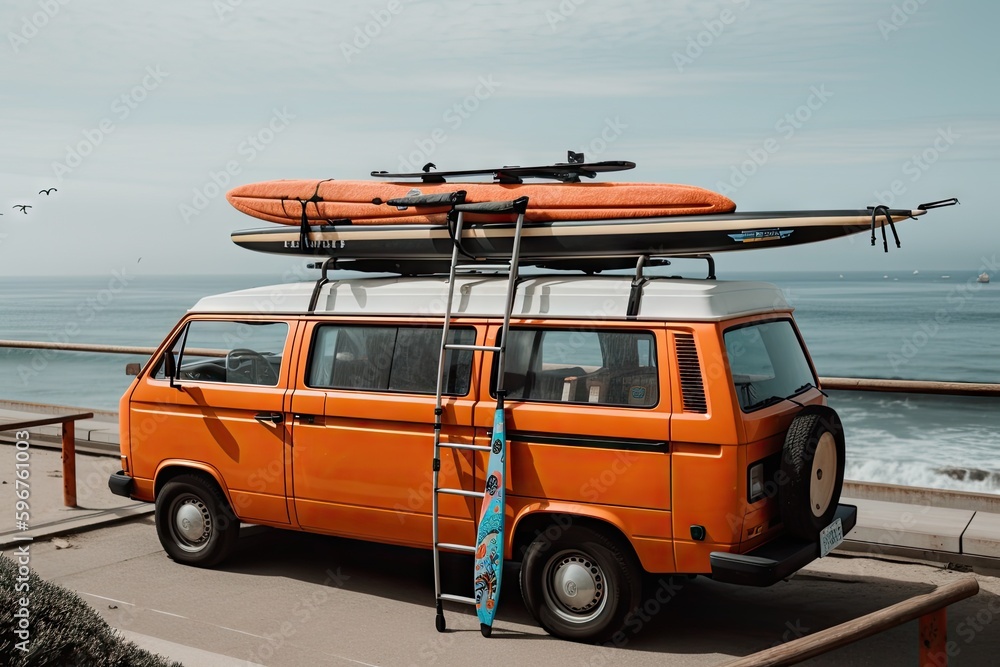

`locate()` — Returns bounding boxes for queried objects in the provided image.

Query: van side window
[499,329,658,407]
[307,325,476,395]
[153,320,288,386]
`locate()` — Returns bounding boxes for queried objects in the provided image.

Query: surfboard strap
[869,205,900,253]
[293,179,337,251]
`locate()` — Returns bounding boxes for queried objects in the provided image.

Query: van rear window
[307,325,475,395]
[724,319,816,412]
[496,329,658,407]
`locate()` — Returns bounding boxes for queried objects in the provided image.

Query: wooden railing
[821,376,1000,397]
[0,413,94,507]
[0,340,157,355]
[2,339,999,396]
[724,578,980,666]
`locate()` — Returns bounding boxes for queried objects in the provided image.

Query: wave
[847,459,1000,495]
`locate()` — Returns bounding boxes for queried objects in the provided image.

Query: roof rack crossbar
[307,257,338,312]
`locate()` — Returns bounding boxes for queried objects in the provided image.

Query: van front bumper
[108,470,134,498]
[709,503,858,587]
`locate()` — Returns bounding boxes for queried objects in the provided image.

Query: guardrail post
[919,607,947,665]
[62,420,77,507]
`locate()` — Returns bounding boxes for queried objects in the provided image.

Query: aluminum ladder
[430,196,528,633]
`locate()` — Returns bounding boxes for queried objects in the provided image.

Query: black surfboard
[231,207,930,274]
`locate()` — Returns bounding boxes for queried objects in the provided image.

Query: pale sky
[1,0,997,276]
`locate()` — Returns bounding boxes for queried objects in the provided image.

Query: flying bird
[13,205,31,214]
[39,188,57,195]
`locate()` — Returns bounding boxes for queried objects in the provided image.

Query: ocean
[1,270,998,493]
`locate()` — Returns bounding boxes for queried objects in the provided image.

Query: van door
[288,320,481,547]
[130,317,295,525]
[474,323,675,571]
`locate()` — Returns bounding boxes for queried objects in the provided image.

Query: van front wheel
[520,524,641,643]
[156,474,239,567]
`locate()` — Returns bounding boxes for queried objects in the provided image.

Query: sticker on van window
[728,229,794,243]
[630,386,647,400]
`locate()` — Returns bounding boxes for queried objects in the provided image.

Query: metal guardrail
[0,412,94,507]
[724,578,980,666]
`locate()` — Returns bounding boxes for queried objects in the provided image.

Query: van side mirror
[125,363,141,376]
[163,352,181,389]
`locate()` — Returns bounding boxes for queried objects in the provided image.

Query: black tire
[155,474,240,567]
[779,405,846,541]
[520,524,642,643]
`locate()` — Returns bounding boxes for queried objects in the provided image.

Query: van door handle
[254,412,284,425]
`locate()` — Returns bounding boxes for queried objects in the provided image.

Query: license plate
[819,518,844,557]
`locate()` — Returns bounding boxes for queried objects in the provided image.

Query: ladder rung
[437,488,483,498]
[446,344,501,352]
[440,442,491,452]
[439,593,477,606]
[455,263,511,270]
[436,542,476,554]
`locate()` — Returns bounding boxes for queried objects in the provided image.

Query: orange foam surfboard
[226,180,736,226]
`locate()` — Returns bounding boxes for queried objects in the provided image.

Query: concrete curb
[0,503,154,551]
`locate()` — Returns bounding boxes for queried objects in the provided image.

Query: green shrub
[0,555,183,667]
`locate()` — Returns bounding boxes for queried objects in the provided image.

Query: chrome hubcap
[543,551,608,624]
[172,495,211,550]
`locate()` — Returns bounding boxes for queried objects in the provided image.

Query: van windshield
[724,320,816,412]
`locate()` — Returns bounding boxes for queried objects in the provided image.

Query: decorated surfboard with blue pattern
[474,401,507,637]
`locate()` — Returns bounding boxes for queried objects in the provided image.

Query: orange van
[110,273,855,642]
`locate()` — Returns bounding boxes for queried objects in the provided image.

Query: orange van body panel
[119,301,823,576]
[286,318,483,547]
[508,501,676,573]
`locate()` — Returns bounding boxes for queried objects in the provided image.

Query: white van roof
[190,275,791,321]
[190,276,790,322]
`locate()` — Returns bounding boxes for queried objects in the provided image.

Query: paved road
[22,518,1000,666]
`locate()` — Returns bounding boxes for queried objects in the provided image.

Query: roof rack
[305,252,717,314]
[371,151,636,184]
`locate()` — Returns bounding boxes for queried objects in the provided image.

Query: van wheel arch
[512,513,640,566]
[154,470,240,567]
[517,514,643,643]
[155,465,227,501]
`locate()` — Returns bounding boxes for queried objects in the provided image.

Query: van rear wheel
[520,524,641,643]
[156,474,239,567]
[779,406,846,541]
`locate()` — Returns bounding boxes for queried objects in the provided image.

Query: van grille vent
[675,333,707,413]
